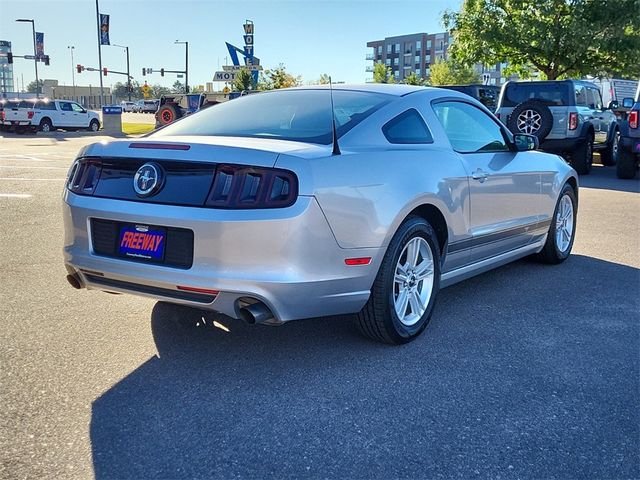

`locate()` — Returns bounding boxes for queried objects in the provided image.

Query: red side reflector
[129,142,191,151]
[345,257,372,266]
[176,285,220,295]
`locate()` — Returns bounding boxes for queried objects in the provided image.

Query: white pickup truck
[0,98,101,133]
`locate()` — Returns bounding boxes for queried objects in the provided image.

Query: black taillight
[67,157,103,195]
[206,164,298,209]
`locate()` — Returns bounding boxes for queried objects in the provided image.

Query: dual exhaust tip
[238,300,282,326]
[66,272,280,326]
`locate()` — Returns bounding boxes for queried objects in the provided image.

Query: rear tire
[616,147,637,179]
[536,183,577,264]
[571,135,593,175]
[357,216,441,345]
[39,118,53,133]
[600,128,620,166]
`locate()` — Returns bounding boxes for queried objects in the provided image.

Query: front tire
[537,183,577,264]
[88,119,100,132]
[357,216,441,344]
[600,128,620,166]
[571,135,593,175]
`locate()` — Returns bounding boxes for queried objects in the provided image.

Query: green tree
[171,80,185,93]
[26,79,44,94]
[233,68,256,92]
[149,84,171,98]
[403,72,425,86]
[443,0,640,80]
[258,64,302,90]
[318,73,331,85]
[372,63,394,83]
[428,59,480,85]
[112,80,142,101]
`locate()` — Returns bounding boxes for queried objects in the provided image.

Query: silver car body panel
[63,85,578,322]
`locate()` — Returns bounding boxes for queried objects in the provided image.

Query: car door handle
[472,169,488,182]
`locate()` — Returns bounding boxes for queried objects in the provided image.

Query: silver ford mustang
[63,84,578,344]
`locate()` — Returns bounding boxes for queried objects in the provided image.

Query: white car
[0,98,100,133]
[120,101,135,113]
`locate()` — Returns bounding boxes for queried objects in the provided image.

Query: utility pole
[112,44,131,101]
[15,19,39,98]
[95,0,105,106]
[68,46,76,101]
[175,40,189,93]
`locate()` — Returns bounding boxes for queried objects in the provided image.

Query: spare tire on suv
[507,100,554,141]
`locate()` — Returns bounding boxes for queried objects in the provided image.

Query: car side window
[382,109,433,144]
[59,102,72,112]
[575,85,588,106]
[432,101,509,153]
[71,103,84,113]
[591,88,603,110]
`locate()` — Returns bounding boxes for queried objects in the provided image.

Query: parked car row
[441,78,637,178]
[0,98,101,133]
[618,84,640,179]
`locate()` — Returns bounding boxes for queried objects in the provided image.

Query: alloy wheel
[393,237,435,326]
[555,194,574,253]
[517,109,542,134]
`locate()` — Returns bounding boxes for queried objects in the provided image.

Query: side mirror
[513,133,539,151]
[622,97,635,109]
[608,100,619,110]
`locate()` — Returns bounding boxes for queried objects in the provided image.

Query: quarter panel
[277,148,471,256]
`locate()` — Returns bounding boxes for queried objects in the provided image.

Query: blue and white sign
[102,106,122,115]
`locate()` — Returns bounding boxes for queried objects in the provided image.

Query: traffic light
[160,68,165,77]
[43,55,50,66]
[76,64,83,73]
[103,67,108,76]
[6,52,13,64]
[142,68,146,76]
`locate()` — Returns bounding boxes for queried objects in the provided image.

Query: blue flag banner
[35,32,44,59]
[99,14,110,45]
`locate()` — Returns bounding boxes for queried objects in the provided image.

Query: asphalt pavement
[0,132,638,479]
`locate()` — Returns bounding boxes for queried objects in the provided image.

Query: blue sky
[0,0,461,90]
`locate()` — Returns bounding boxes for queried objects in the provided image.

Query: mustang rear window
[153,89,392,145]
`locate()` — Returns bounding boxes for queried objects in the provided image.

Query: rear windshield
[502,83,571,107]
[3,100,36,109]
[153,89,392,145]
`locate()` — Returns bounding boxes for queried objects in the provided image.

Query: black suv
[618,84,640,179]
[437,84,501,111]
[495,80,620,174]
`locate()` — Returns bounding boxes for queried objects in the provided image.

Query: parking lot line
[0,165,68,170]
[0,177,65,181]
[0,193,32,198]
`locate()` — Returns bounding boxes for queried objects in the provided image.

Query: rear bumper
[62,191,381,322]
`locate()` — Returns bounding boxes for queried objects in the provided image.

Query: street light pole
[68,45,76,101]
[112,44,131,101]
[175,40,189,93]
[16,19,39,98]
[95,0,105,107]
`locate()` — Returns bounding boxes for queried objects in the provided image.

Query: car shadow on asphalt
[90,254,639,479]
[580,164,639,193]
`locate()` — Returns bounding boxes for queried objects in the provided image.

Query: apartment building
[366,32,509,85]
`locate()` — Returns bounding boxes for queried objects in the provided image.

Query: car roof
[288,83,428,97]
